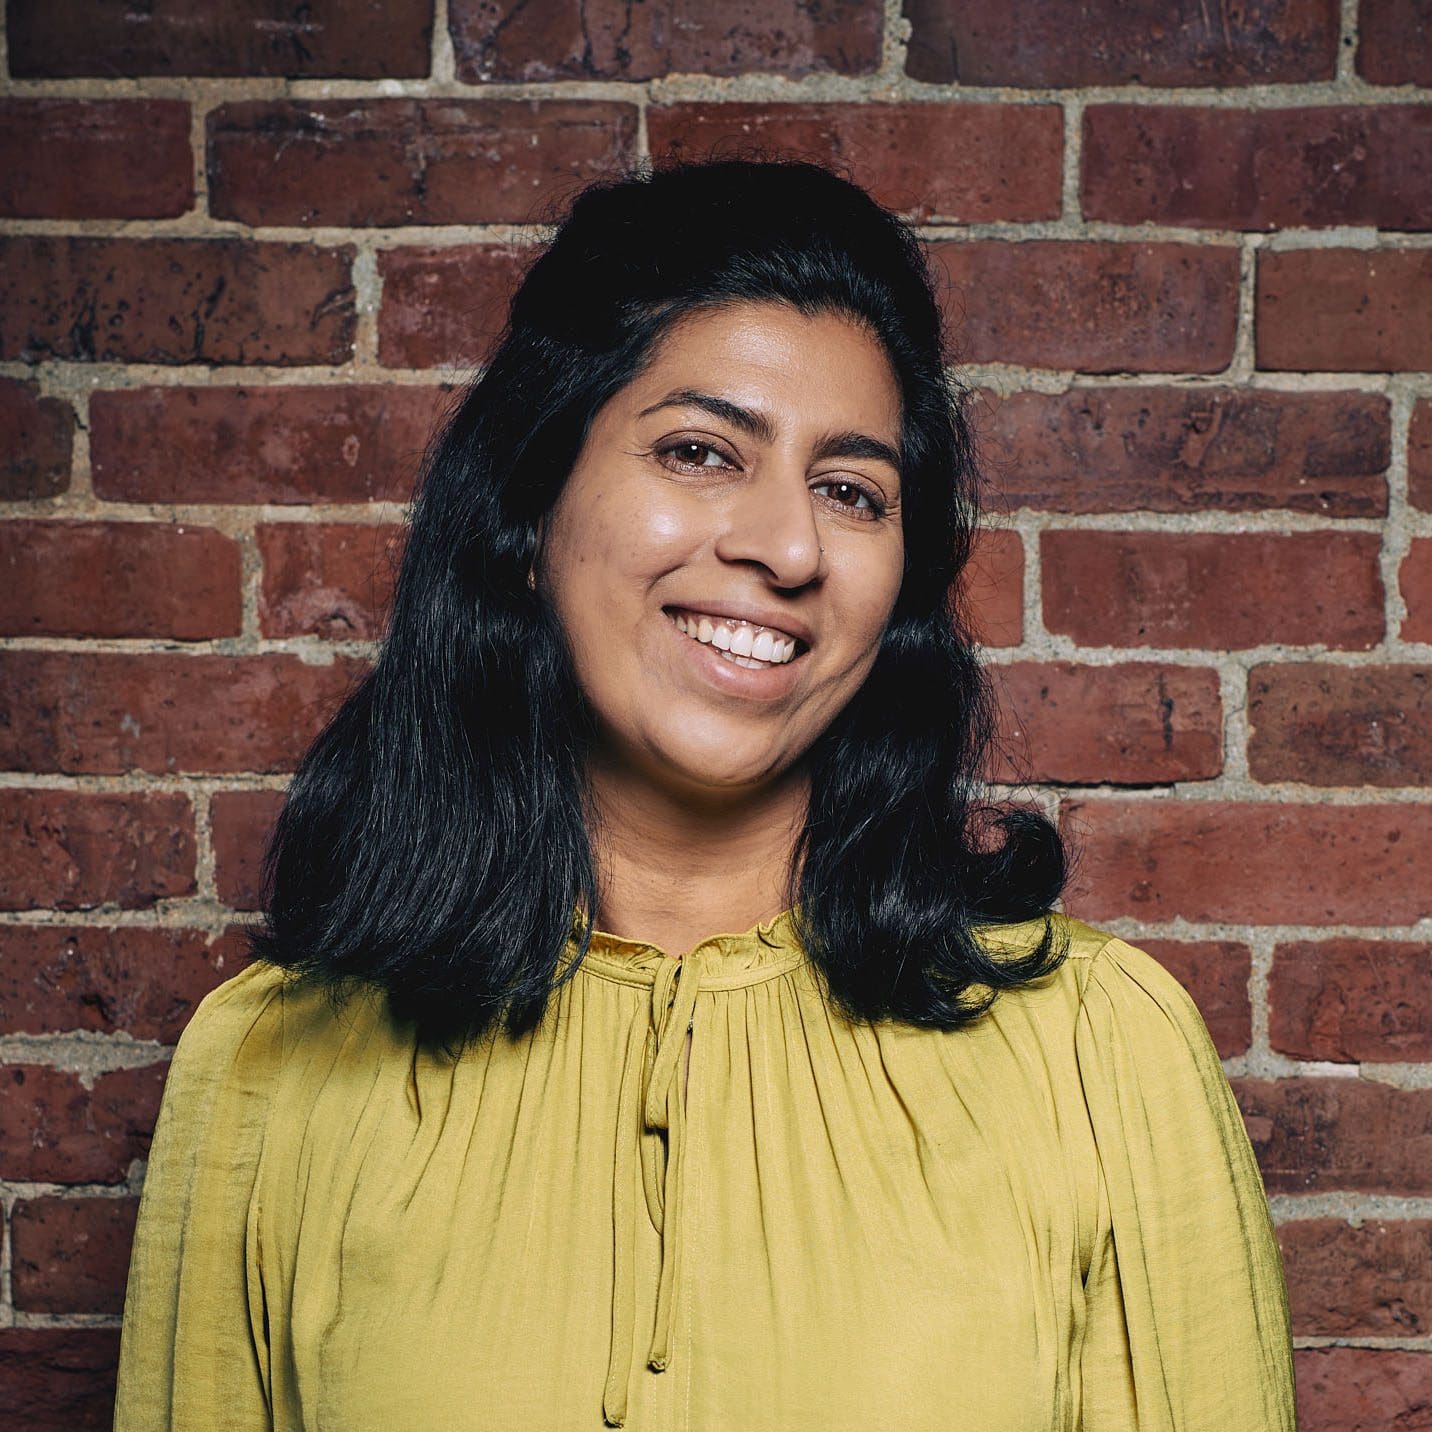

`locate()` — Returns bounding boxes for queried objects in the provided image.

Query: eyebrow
[636,388,903,477]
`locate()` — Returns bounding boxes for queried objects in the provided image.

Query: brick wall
[1,1,1428,1425]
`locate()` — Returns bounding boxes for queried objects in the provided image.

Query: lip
[663,609,808,699]
[661,602,812,650]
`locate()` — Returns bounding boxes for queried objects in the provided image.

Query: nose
[712,460,824,587]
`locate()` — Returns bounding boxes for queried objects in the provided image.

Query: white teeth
[668,609,801,667]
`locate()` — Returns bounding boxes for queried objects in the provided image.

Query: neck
[584,757,808,958]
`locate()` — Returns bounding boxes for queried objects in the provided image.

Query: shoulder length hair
[246,154,1073,1055]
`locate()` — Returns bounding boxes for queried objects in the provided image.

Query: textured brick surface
[1257,249,1432,372]
[1083,105,1432,230]
[1410,399,1432,512]
[648,103,1063,223]
[931,241,1238,373]
[990,660,1223,785]
[1402,538,1432,643]
[1062,798,1432,925]
[11,1198,140,1314]
[1357,0,1432,85]
[1137,938,1252,1058]
[0,651,370,775]
[208,99,639,227]
[7,0,435,78]
[257,522,405,639]
[1278,1219,1432,1336]
[0,521,242,639]
[448,0,884,82]
[902,0,1339,86]
[1042,530,1384,650]
[1270,940,1432,1062]
[0,790,195,912]
[0,376,74,500]
[0,238,356,366]
[975,387,1389,517]
[0,1328,122,1432]
[0,924,248,1040]
[959,527,1023,648]
[0,100,192,219]
[1247,663,1432,787]
[1294,1346,1432,1429]
[211,788,287,910]
[90,385,447,504]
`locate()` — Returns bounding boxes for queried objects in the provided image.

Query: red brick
[0,237,355,366]
[258,522,405,639]
[930,241,1238,373]
[0,651,370,776]
[1134,939,1251,1057]
[1357,0,1432,85]
[0,790,195,913]
[0,924,249,1041]
[1257,249,1432,372]
[0,99,192,219]
[377,245,530,368]
[0,376,74,500]
[959,526,1023,648]
[1294,1347,1432,1430]
[7,0,433,78]
[648,102,1062,223]
[1279,1219,1432,1337]
[1042,530,1383,650]
[1270,939,1432,1062]
[11,1197,140,1315]
[1248,663,1432,786]
[0,1328,121,1432]
[1402,538,1432,643]
[989,661,1223,785]
[211,788,286,910]
[1083,105,1432,231]
[90,384,446,504]
[1061,797,1432,925]
[903,0,1338,86]
[1409,398,1432,512]
[0,521,241,639]
[1235,1076,1432,1195]
[449,0,883,82]
[209,99,638,227]
[0,1062,168,1183]
[974,386,1389,518]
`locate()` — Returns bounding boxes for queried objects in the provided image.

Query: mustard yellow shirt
[114,909,1296,1430]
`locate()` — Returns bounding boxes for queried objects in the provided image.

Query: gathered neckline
[563,905,809,988]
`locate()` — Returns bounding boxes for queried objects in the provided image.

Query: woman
[114,156,1296,1430]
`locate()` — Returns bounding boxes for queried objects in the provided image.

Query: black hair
[245,153,1073,1055]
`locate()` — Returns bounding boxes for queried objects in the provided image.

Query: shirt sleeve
[114,960,290,1431]
[1074,935,1296,1431]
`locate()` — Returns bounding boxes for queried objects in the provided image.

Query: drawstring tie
[602,946,706,1428]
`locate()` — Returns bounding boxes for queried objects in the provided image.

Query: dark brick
[1083,104,1432,230]
[448,0,883,82]
[1402,538,1432,644]
[1042,530,1384,650]
[11,1196,140,1315]
[211,789,286,910]
[903,0,1338,86]
[931,241,1238,373]
[90,384,446,504]
[1248,663,1432,786]
[1135,939,1252,1057]
[1409,398,1432,512]
[258,522,405,639]
[0,237,355,366]
[1278,1219,1432,1337]
[1357,0,1432,84]
[648,102,1063,223]
[0,1328,121,1432]
[974,386,1389,517]
[0,790,195,913]
[209,99,638,227]
[7,0,434,78]
[1257,249,1432,372]
[0,521,242,639]
[1294,1346,1432,1429]
[960,526,1023,648]
[0,376,74,500]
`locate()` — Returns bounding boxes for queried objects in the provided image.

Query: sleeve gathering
[113,960,290,1431]
[1074,935,1297,1431]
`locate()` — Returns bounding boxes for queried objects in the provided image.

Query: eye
[813,479,885,520]
[656,440,735,472]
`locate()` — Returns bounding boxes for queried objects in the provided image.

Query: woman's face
[537,301,906,798]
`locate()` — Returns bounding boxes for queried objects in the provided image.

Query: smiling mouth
[663,607,808,670]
